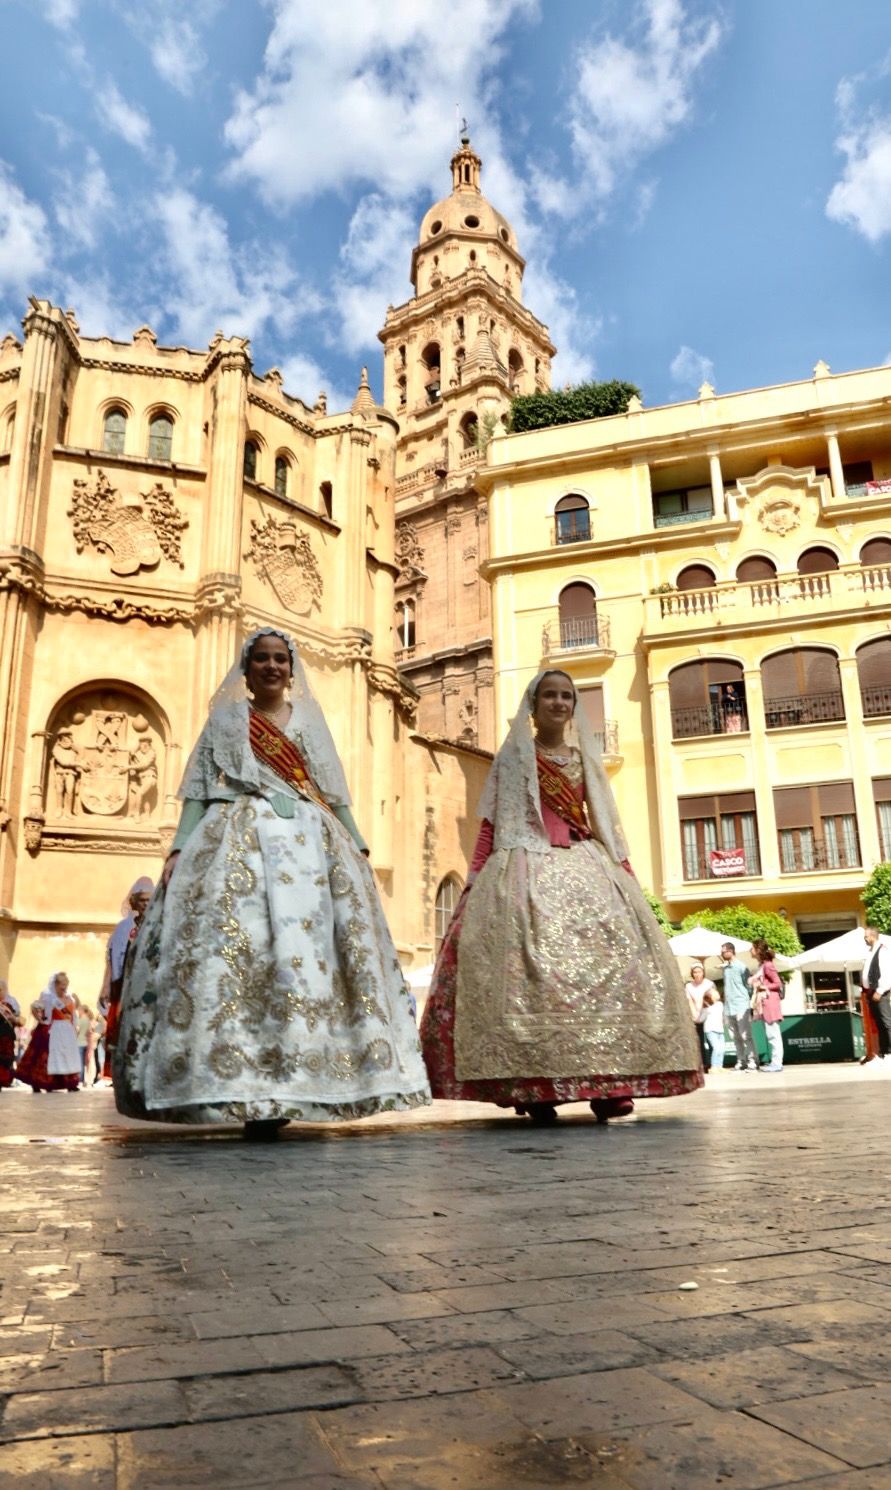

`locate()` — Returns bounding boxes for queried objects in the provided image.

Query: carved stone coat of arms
[245,516,322,614]
[69,470,188,575]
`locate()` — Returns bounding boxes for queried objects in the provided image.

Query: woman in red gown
[421,670,703,1122]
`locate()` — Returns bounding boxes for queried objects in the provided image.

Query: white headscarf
[37,973,70,1016]
[478,670,629,864]
[178,626,351,807]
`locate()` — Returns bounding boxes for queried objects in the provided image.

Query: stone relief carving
[758,497,801,536]
[47,693,163,821]
[244,515,322,614]
[68,469,188,575]
[396,523,424,578]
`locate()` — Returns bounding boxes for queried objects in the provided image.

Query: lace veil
[178,627,352,806]
[477,670,628,863]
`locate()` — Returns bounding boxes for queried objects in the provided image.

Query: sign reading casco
[709,847,747,878]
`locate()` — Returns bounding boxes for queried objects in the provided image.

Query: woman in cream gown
[421,670,703,1123]
[114,628,430,1137]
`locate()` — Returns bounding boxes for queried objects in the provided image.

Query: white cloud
[33,0,78,27]
[670,344,715,392]
[57,273,147,341]
[113,1,218,95]
[279,352,351,415]
[568,0,723,205]
[826,72,891,244]
[0,162,53,298]
[151,187,318,348]
[333,194,417,353]
[53,149,114,249]
[224,0,537,206]
[95,80,152,152]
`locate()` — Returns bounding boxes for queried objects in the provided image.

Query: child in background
[699,989,726,1071]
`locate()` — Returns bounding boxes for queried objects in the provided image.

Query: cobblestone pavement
[1,1067,890,1490]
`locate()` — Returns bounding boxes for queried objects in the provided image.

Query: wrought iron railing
[672,703,750,739]
[683,847,761,882]
[593,721,620,757]
[653,507,714,528]
[778,838,861,873]
[861,684,891,718]
[554,521,592,545]
[763,690,845,729]
[651,561,891,621]
[541,613,611,654]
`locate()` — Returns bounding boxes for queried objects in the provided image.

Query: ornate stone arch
[28,681,173,854]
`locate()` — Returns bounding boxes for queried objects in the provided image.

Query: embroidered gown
[421,746,703,1108]
[114,702,430,1125]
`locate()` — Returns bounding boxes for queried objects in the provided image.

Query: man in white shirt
[862,927,891,1064]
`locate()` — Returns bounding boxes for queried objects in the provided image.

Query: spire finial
[351,366,375,415]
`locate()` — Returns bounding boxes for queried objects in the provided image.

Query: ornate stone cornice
[0,368,20,384]
[79,357,204,383]
[247,392,315,437]
[194,572,243,621]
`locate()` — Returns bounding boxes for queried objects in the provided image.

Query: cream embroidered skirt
[114,795,431,1123]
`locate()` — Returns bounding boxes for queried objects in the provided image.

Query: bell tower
[380,131,556,748]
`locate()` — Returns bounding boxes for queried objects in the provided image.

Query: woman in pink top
[420,670,702,1124]
[751,940,785,1071]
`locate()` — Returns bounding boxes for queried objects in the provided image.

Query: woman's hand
[161,851,180,886]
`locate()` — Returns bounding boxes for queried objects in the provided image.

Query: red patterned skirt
[15,1024,79,1092]
[420,888,702,1108]
[0,1019,15,1088]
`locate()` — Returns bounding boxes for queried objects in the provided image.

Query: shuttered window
[678,793,760,881]
[874,778,891,860]
[669,660,747,738]
[761,649,844,728]
[774,782,860,872]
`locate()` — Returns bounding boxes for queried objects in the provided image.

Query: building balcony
[682,847,762,883]
[653,507,714,528]
[764,689,846,730]
[778,838,861,874]
[644,560,891,639]
[594,720,620,759]
[862,684,891,719]
[541,611,613,659]
[672,702,750,739]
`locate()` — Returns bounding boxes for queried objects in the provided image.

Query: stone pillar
[709,452,726,520]
[202,340,249,575]
[649,680,681,891]
[826,432,845,502]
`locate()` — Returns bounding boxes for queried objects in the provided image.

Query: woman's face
[691,967,705,983]
[246,637,293,703]
[532,674,575,732]
[55,973,69,994]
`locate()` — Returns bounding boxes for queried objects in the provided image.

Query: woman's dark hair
[244,630,294,676]
[753,939,775,961]
[532,670,576,708]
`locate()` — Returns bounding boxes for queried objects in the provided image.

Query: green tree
[509,379,641,433]
[862,863,891,934]
[679,905,802,959]
[644,889,673,933]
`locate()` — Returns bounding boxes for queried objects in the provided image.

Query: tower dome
[411,132,525,296]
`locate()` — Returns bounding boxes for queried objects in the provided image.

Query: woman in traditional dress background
[16,973,80,1093]
[100,876,154,1080]
[115,627,430,1137]
[421,669,703,1123]
[0,981,23,1090]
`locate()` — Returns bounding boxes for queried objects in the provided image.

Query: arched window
[554,494,590,546]
[320,480,332,519]
[274,455,289,499]
[420,342,441,404]
[243,440,258,481]
[762,648,844,730]
[736,555,777,582]
[2,411,14,453]
[396,599,415,652]
[103,407,127,455]
[857,637,891,718]
[148,414,173,462]
[459,412,478,450]
[676,563,716,591]
[508,348,524,390]
[797,546,838,597]
[860,537,891,567]
[558,582,598,649]
[434,875,462,953]
[669,659,748,739]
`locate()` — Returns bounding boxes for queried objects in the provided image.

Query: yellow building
[0,301,486,996]
[480,364,891,949]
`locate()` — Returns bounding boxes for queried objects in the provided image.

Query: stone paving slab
[1,1070,890,1488]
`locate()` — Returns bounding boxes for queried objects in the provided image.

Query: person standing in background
[751,941,785,1072]
[720,942,758,1071]
[685,963,715,1069]
[0,982,23,1091]
[698,989,726,1071]
[861,927,891,1067]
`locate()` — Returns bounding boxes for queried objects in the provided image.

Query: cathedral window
[421,341,441,404]
[396,599,416,651]
[434,875,463,952]
[243,440,258,481]
[148,413,173,462]
[460,412,478,450]
[320,480,333,518]
[3,412,13,452]
[274,455,290,498]
[508,348,524,391]
[102,407,127,455]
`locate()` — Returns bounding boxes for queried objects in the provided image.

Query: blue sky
[0,0,889,411]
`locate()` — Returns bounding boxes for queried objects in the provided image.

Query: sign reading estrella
[710,847,747,878]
